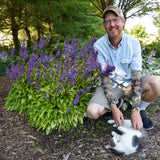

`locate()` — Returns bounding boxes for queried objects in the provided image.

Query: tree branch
[71,0,101,17]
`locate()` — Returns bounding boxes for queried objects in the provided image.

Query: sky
[125,15,159,35]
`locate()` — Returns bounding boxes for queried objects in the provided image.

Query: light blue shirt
[94,31,142,88]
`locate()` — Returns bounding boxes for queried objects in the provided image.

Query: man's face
[103,12,125,39]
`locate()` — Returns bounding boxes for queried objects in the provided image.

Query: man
[87,5,160,130]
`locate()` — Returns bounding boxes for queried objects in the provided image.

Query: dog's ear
[136,136,148,152]
[132,135,139,147]
[132,135,147,152]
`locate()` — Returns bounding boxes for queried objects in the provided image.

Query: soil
[0,75,160,160]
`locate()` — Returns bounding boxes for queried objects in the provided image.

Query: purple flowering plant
[142,49,160,75]
[0,51,8,61]
[5,36,115,134]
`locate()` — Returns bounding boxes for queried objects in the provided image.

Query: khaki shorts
[88,75,151,111]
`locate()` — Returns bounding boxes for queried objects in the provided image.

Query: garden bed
[0,76,160,160]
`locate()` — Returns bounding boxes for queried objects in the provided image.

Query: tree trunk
[36,25,43,42]
[25,26,32,49]
[11,16,20,53]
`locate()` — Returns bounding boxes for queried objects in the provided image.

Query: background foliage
[0,0,160,52]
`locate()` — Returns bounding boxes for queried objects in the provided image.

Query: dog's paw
[108,120,117,127]
[108,120,115,124]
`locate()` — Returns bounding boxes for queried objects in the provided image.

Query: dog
[105,119,148,155]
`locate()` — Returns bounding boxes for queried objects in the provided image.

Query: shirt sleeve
[102,76,116,107]
[130,40,142,71]
[131,70,142,111]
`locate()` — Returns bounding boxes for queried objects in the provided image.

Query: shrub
[5,37,115,134]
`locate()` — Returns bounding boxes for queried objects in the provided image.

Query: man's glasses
[104,17,122,26]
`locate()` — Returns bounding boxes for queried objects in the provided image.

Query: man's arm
[102,76,116,107]
[102,76,124,126]
[131,70,143,130]
[131,70,142,111]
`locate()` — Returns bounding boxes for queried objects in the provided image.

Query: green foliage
[130,24,147,39]
[143,36,160,58]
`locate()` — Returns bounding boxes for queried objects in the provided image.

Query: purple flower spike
[72,94,79,106]
[33,43,37,51]
[0,51,7,61]
[67,109,71,114]
[38,38,46,49]
[54,40,59,50]
[79,46,88,60]
[56,62,62,74]
[103,65,115,77]
[70,39,77,65]
[63,37,69,54]
[44,92,47,99]
[55,48,60,57]
[67,64,78,88]
[77,90,85,95]
[57,86,61,94]
[21,39,26,49]
[89,38,97,50]
[18,66,23,78]
[51,71,54,79]
[6,67,10,76]
[10,47,15,56]
[48,52,53,61]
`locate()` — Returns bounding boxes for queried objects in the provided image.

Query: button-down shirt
[94,31,142,88]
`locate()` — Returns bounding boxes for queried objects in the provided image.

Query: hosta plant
[5,37,115,134]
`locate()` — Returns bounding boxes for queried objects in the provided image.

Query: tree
[153,3,160,32]
[0,0,25,51]
[0,0,104,51]
[52,0,103,39]
[130,24,147,39]
[72,0,159,21]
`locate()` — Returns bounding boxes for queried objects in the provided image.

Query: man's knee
[143,76,160,100]
[148,76,160,93]
[87,103,107,119]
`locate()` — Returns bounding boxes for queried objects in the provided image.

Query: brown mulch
[0,76,160,160]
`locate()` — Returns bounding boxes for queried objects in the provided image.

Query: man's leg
[87,103,108,119]
[141,75,160,129]
[142,75,160,102]
[87,86,110,119]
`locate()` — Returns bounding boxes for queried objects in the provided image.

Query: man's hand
[131,110,143,130]
[111,104,124,127]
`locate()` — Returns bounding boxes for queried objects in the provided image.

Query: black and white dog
[105,119,148,155]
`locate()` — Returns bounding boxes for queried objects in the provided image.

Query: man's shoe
[140,110,154,130]
[116,98,123,109]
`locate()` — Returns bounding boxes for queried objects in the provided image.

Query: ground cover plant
[4,37,115,135]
